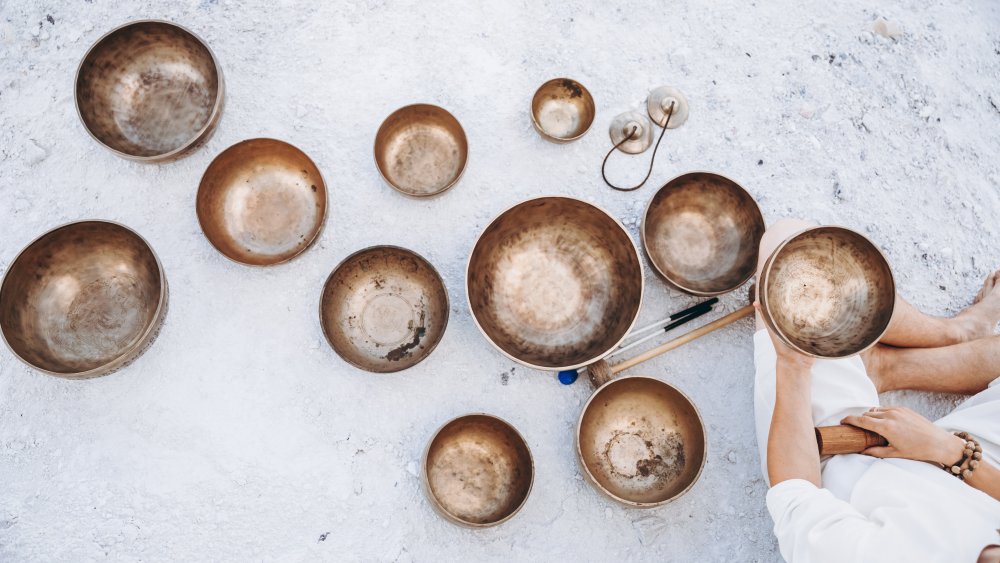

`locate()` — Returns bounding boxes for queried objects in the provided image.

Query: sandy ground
[1,1,999,561]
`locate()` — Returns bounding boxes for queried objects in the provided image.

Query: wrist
[929,433,966,466]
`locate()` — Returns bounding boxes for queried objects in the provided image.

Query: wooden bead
[962,469,972,480]
[970,460,980,469]
[964,448,974,457]
[951,465,962,474]
[973,452,982,460]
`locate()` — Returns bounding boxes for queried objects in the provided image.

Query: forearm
[965,458,1000,502]
[925,431,1000,502]
[768,362,821,487]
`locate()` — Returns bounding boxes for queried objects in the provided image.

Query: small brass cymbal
[647,86,689,128]
[424,414,534,526]
[577,376,706,507]
[609,111,654,154]
[75,20,224,161]
[530,78,596,143]
[197,138,327,266]
[374,104,468,197]
[758,226,895,358]
[0,221,167,378]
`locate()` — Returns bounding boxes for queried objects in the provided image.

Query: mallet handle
[815,425,888,455]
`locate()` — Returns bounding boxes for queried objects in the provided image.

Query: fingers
[841,414,884,432]
[862,446,898,458]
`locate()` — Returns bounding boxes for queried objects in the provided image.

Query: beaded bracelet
[945,431,983,481]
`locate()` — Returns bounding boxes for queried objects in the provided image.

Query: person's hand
[754,302,815,371]
[841,406,966,465]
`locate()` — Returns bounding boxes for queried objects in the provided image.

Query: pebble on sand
[872,17,902,40]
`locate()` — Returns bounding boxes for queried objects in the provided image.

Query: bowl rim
[464,195,645,372]
[575,374,708,508]
[758,224,897,359]
[421,412,535,527]
[640,170,765,297]
[530,77,596,143]
[195,137,328,267]
[0,219,168,378]
[317,244,450,373]
[74,18,226,162]
[372,103,468,197]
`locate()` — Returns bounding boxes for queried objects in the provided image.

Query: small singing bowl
[0,221,167,378]
[577,376,707,507]
[197,138,327,266]
[424,414,534,527]
[758,226,895,358]
[467,197,643,371]
[320,246,449,373]
[530,78,596,143]
[75,20,224,161]
[642,172,765,296]
[374,104,468,197]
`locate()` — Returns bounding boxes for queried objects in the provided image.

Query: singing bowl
[423,414,533,526]
[197,138,327,266]
[642,172,765,296]
[758,226,895,358]
[320,246,449,372]
[530,78,596,142]
[467,197,643,371]
[577,376,706,507]
[374,104,468,197]
[75,20,223,161]
[0,221,167,378]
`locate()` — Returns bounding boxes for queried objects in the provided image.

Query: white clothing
[753,330,1000,562]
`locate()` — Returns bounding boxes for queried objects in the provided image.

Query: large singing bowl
[197,138,327,266]
[577,376,706,507]
[0,221,167,378]
[374,104,468,197]
[75,20,224,161]
[320,246,449,373]
[467,197,643,371]
[758,226,895,358]
[423,414,534,527]
[642,172,765,296]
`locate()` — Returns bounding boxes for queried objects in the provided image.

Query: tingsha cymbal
[197,138,327,266]
[642,172,765,296]
[608,111,654,154]
[75,20,224,161]
[424,414,533,526]
[0,221,168,378]
[374,104,468,197]
[530,78,596,142]
[577,376,706,507]
[466,197,643,371]
[319,246,449,373]
[758,226,896,358]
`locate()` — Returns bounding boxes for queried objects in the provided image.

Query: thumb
[862,446,897,458]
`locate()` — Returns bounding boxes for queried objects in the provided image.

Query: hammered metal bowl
[577,376,706,507]
[320,246,449,373]
[75,20,223,161]
[759,226,895,358]
[530,78,595,142]
[424,414,533,527]
[374,104,468,197]
[467,197,643,371]
[642,172,765,296]
[0,221,167,378]
[197,138,327,266]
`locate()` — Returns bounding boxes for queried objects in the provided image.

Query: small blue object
[557,370,578,385]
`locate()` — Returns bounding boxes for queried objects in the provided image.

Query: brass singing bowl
[374,104,468,197]
[530,78,596,142]
[320,246,449,373]
[577,376,706,507]
[75,20,224,161]
[424,414,533,527]
[642,172,765,296]
[467,197,643,371]
[0,221,167,378]
[759,226,896,358]
[197,138,327,266]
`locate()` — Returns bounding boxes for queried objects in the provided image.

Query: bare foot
[955,270,1000,341]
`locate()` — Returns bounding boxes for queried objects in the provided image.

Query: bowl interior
[643,172,765,295]
[531,78,595,141]
[578,377,706,505]
[197,138,326,266]
[76,21,220,158]
[761,226,895,357]
[467,198,642,370]
[425,415,533,525]
[374,104,468,196]
[320,246,449,372]
[0,222,164,375]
